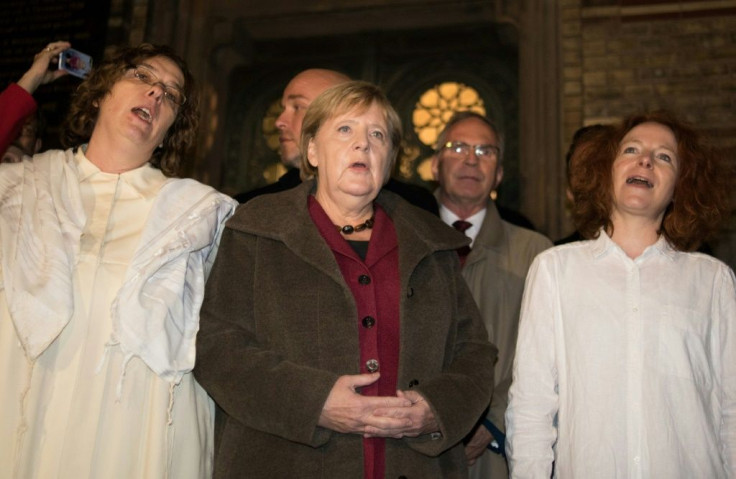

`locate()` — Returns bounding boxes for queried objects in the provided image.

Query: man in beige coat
[432,111,552,478]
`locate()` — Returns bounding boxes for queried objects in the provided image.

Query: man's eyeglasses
[125,65,187,107]
[440,141,500,160]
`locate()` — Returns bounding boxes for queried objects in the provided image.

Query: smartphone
[58,48,93,79]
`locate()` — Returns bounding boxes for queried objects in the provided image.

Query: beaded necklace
[335,216,375,235]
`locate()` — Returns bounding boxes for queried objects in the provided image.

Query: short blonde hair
[299,81,402,180]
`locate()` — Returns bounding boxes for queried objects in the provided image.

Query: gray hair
[435,111,504,161]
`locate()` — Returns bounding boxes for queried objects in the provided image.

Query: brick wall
[561,0,736,268]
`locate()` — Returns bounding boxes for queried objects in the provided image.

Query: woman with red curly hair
[506,111,735,478]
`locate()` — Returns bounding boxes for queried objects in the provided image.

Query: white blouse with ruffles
[0,149,235,478]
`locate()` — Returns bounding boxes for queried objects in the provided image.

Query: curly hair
[61,43,199,177]
[299,80,402,182]
[570,111,733,251]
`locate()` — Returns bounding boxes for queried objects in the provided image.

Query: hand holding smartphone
[59,48,93,79]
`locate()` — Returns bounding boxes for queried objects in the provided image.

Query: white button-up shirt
[506,232,736,478]
[438,204,486,247]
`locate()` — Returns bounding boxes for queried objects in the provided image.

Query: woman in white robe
[0,43,236,478]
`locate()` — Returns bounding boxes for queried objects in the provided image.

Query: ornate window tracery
[412,82,486,148]
[407,82,486,181]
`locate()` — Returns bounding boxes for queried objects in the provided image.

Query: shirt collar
[74,145,166,200]
[649,234,677,261]
[591,228,677,263]
[439,204,486,247]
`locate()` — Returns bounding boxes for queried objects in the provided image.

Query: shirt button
[407,287,414,297]
[633,456,640,464]
[365,359,380,372]
[358,274,371,285]
[633,307,638,312]
[362,316,376,328]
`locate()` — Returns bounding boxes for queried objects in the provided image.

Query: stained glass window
[411,82,486,180]
[413,82,486,148]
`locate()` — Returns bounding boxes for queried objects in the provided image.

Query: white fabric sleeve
[717,265,736,478]
[505,253,559,478]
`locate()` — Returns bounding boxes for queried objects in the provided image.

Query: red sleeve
[0,83,38,155]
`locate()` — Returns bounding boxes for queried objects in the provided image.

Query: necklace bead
[336,216,375,235]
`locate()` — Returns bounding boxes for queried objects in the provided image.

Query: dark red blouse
[308,196,401,479]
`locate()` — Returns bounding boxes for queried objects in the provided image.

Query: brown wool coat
[194,181,497,479]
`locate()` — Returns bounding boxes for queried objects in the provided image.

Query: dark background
[0,0,110,149]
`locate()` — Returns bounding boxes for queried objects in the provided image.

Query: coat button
[408,379,419,388]
[406,287,414,297]
[365,359,379,372]
[358,274,371,285]
[362,316,376,328]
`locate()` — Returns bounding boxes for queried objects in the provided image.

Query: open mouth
[626,176,653,188]
[132,107,152,123]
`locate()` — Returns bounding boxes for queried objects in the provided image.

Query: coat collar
[379,184,469,291]
[463,200,507,268]
[473,200,504,246]
[434,195,503,269]
[228,179,468,288]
